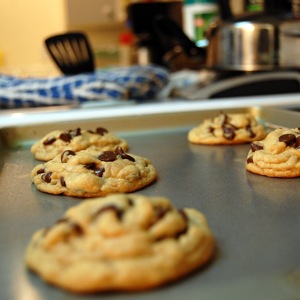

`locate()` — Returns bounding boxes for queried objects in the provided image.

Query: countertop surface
[1,93,300,129]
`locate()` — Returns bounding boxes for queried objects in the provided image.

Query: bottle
[183,0,219,47]
[119,31,134,67]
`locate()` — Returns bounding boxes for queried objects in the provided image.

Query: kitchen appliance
[206,0,300,71]
[133,0,300,71]
[127,0,300,99]
[171,70,300,99]
[127,1,183,66]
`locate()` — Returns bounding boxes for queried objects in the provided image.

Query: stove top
[171,70,300,100]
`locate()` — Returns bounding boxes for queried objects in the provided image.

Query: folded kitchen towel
[0,65,169,108]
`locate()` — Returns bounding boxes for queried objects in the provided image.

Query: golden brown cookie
[188,112,266,145]
[31,147,157,197]
[31,127,128,161]
[246,127,300,178]
[25,193,215,293]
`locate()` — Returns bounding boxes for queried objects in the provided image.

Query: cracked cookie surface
[31,127,128,161]
[25,193,215,293]
[31,147,157,197]
[246,127,300,178]
[188,112,266,145]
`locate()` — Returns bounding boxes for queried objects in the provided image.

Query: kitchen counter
[0,93,300,129]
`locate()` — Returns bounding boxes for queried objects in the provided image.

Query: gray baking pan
[0,107,299,300]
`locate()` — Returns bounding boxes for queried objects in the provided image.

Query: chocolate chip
[56,218,83,236]
[208,126,215,134]
[222,124,235,140]
[221,113,228,126]
[279,134,296,146]
[295,136,300,149]
[70,222,83,235]
[96,127,108,136]
[84,163,105,177]
[41,219,82,240]
[85,162,96,170]
[43,137,56,145]
[178,210,188,232]
[114,146,124,155]
[154,206,170,220]
[175,227,188,239]
[98,151,117,162]
[221,113,238,129]
[61,150,76,163]
[37,168,45,174]
[120,153,135,162]
[94,167,105,177]
[172,210,188,239]
[98,148,135,162]
[94,205,123,220]
[115,146,135,162]
[250,142,263,152]
[178,209,188,223]
[247,156,254,164]
[246,124,255,138]
[41,172,52,183]
[59,132,72,143]
[127,197,134,206]
[72,127,81,136]
[152,209,188,241]
[60,177,66,187]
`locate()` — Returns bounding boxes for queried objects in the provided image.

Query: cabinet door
[66,0,121,27]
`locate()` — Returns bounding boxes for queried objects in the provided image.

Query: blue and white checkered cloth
[0,65,169,108]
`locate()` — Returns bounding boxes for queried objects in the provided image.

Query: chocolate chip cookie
[188,112,266,145]
[25,193,215,293]
[246,127,300,178]
[31,147,157,197]
[31,127,128,161]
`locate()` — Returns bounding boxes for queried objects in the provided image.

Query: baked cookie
[246,127,300,178]
[31,127,128,161]
[31,147,157,197]
[188,112,266,145]
[25,193,215,293]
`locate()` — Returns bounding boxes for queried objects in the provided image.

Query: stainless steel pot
[280,20,300,67]
[206,20,278,71]
[206,0,300,71]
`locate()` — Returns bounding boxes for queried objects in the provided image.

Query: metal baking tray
[0,106,299,300]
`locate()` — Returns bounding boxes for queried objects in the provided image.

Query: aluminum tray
[0,106,299,300]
